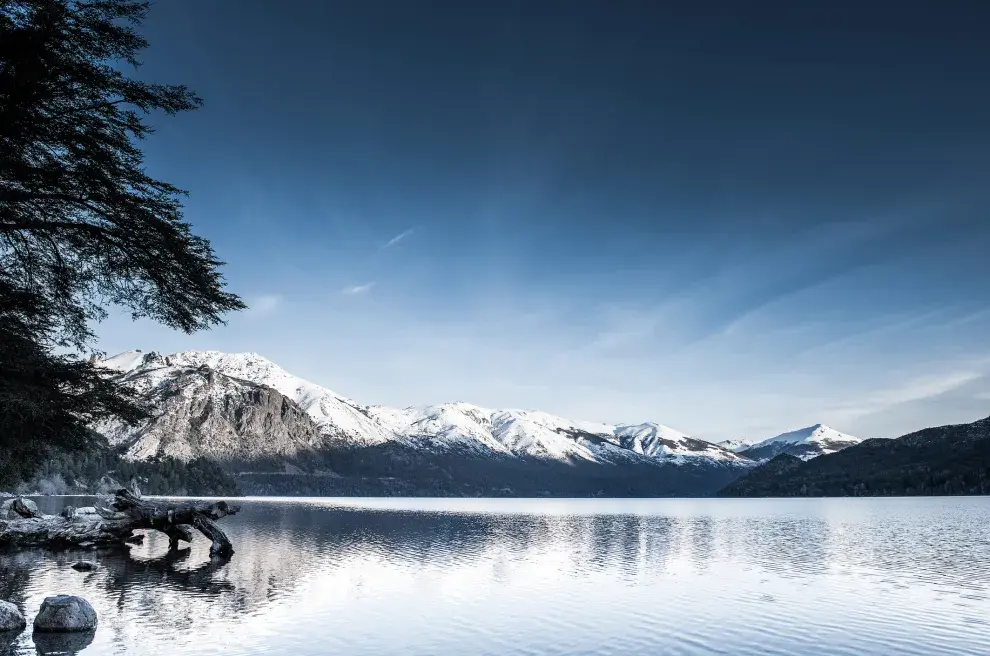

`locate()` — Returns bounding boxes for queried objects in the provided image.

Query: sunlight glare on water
[1,496,989,655]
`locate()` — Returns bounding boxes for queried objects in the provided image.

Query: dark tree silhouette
[0,280,146,485]
[0,0,244,486]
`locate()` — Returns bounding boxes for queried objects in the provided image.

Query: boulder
[1,497,40,520]
[0,600,26,632]
[33,596,97,632]
[70,560,97,572]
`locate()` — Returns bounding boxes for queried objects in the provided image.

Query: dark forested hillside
[718,416,990,497]
[238,443,747,497]
[15,443,240,497]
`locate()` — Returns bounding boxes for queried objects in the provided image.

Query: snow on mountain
[716,438,756,453]
[367,403,747,466]
[737,424,862,461]
[485,409,625,463]
[100,349,395,447]
[94,363,324,465]
[98,349,149,374]
[96,349,749,469]
[613,423,745,463]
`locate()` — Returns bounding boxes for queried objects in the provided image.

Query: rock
[0,600,26,632]
[70,560,97,572]
[33,629,95,654]
[60,506,76,520]
[123,533,145,545]
[33,596,98,632]
[1,497,40,520]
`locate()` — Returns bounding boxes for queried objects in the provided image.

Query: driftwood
[0,490,240,557]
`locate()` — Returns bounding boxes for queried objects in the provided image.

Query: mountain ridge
[718,415,990,497]
[86,348,869,497]
[98,349,752,469]
[735,424,862,461]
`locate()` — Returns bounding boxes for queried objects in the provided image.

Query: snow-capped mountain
[100,349,395,447]
[368,403,747,466]
[716,438,755,452]
[736,424,862,461]
[94,359,324,466]
[95,350,751,479]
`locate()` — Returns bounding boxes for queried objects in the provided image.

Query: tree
[0,0,245,486]
[0,279,145,485]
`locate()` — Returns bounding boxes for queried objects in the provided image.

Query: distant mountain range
[15,347,974,498]
[718,415,990,497]
[90,350,771,496]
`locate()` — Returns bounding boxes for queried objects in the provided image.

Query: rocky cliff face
[96,360,326,472]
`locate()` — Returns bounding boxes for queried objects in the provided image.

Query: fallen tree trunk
[0,490,240,557]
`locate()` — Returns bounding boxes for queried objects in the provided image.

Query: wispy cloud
[246,294,282,316]
[827,370,984,423]
[380,227,415,251]
[343,282,375,295]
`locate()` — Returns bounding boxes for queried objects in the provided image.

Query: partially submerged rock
[1,497,40,520]
[33,595,97,632]
[70,560,97,572]
[0,599,26,631]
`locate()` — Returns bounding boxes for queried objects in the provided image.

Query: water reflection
[0,497,986,655]
[32,630,95,655]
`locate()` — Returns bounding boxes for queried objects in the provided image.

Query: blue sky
[95,0,990,441]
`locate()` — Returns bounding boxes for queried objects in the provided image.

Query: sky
[95,0,990,442]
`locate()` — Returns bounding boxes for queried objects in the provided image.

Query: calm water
[2,497,989,655]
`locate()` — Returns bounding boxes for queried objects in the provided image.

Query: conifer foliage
[0,1,244,486]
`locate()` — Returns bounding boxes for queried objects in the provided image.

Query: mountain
[91,349,755,496]
[735,424,861,461]
[716,438,755,452]
[95,355,327,469]
[99,350,394,447]
[718,415,990,497]
[367,402,744,466]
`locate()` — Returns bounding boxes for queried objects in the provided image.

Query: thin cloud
[246,294,282,316]
[380,227,415,251]
[343,282,375,295]
[827,370,983,423]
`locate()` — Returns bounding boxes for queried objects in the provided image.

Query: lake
[2,497,989,655]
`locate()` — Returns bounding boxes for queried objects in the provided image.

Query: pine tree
[0,1,245,486]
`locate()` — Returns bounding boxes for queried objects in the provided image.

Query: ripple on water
[0,496,988,655]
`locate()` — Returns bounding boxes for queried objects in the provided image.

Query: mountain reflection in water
[0,496,988,655]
